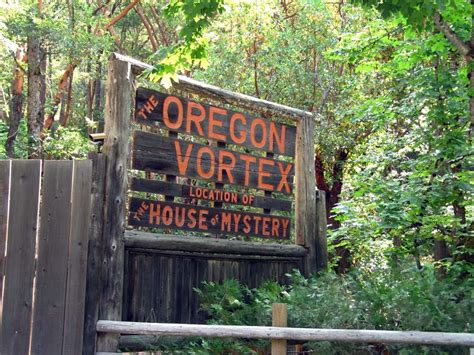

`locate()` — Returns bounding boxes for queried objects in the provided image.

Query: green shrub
[180,263,472,354]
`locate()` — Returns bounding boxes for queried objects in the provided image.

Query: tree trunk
[135,4,158,51]
[44,61,78,129]
[315,149,350,274]
[27,36,46,158]
[6,48,26,157]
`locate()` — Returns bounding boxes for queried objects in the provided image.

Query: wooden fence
[96,318,474,353]
[0,159,92,355]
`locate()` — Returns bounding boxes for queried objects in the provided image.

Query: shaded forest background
[0,0,472,352]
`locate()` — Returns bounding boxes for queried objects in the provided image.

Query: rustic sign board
[135,87,297,157]
[129,88,296,239]
[129,198,291,239]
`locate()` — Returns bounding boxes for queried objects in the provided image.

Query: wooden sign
[130,88,296,239]
[129,198,291,239]
[133,130,294,194]
[131,178,292,211]
[135,87,297,157]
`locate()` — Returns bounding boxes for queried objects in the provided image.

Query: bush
[180,263,473,354]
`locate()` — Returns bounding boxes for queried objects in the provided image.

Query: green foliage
[43,126,92,159]
[149,0,225,86]
[184,264,473,354]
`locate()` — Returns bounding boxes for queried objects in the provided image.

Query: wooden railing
[96,319,474,354]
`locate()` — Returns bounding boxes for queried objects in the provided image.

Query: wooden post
[83,153,107,355]
[96,58,132,352]
[295,116,318,275]
[315,190,328,271]
[271,303,288,355]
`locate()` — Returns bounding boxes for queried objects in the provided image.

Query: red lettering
[269,122,286,154]
[229,113,246,144]
[281,219,290,238]
[243,215,251,233]
[277,162,293,193]
[187,208,197,228]
[196,147,215,179]
[250,118,267,149]
[174,141,193,176]
[208,107,227,140]
[186,101,205,135]
[258,158,275,191]
[198,209,208,230]
[218,150,236,183]
[149,203,160,225]
[240,154,257,186]
[163,96,183,130]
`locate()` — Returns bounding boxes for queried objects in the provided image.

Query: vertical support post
[315,190,328,271]
[96,58,132,352]
[295,115,318,275]
[271,303,288,355]
[83,152,107,355]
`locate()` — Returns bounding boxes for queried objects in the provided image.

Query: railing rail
[96,320,474,347]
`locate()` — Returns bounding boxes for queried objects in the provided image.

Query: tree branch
[434,11,470,56]
[105,0,141,30]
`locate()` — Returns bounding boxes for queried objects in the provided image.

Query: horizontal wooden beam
[97,321,474,347]
[124,231,307,257]
[111,52,315,122]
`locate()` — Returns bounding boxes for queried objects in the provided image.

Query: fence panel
[2,160,42,355]
[31,161,74,354]
[0,159,93,355]
[62,159,93,355]
[0,160,11,316]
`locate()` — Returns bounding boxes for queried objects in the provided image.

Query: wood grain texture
[122,250,301,324]
[132,130,295,194]
[124,231,307,257]
[2,160,41,355]
[62,160,93,355]
[0,160,11,320]
[315,190,328,271]
[128,198,291,239]
[294,116,317,274]
[31,160,73,355]
[111,52,314,122]
[83,153,107,355]
[97,321,474,346]
[97,58,132,352]
[272,303,288,355]
[135,87,296,157]
[131,178,292,211]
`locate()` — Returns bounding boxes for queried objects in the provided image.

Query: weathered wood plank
[123,248,302,262]
[62,160,93,355]
[135,87,297,157]
[272,303,288,355]
[131,178,292,211]
[124,231,307,257]
[315,190,328,271]
[31,160,74,355]
[2,160,41,355]
[84,153,107,355]
[294,116,317,274]
[111,52,314,122]
[97,58,132,352]
[132,131,295,194]
[128,198,291,239]
[96,321,474,346]
[0,160,11,322]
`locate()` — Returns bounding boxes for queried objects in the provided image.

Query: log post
[271,303,288,355]
[295,116,318,275]
[96,58,132,352]
[315,190,328,271]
